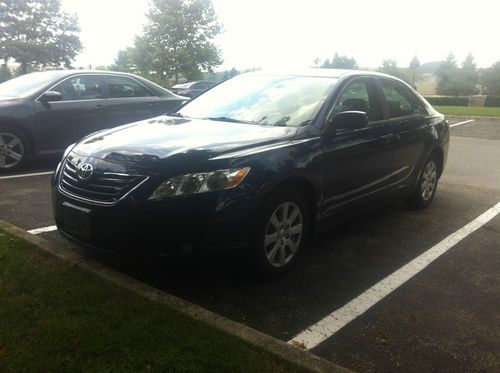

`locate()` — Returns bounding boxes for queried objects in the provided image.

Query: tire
[251,187,309,276]
[0,126,29,173]
[405,154,440,210]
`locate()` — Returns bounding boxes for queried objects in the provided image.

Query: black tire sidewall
[251,187,309,276]
[406,155,439,209]
[0,125,29,173]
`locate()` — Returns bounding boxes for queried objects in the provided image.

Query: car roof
[37,69,145,78]
[173,80,214,88]
[245,68,396,79]
[31,69,189,98]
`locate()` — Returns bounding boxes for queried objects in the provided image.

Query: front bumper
[52,182,256,256]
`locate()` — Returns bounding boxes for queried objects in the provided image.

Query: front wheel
[0,128,28,173]
[251,187,309,276]
[405,155,439,210]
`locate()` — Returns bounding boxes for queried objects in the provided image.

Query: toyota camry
[52,69,449,275]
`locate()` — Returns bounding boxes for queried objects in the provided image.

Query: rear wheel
[0,128,28,172]
[405,154,439,210]
[252,187,309,276]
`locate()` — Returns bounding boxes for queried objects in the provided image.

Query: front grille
[59,159,147,205]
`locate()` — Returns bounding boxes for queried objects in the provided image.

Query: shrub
[484,96,500,107]
[424,96,469,106]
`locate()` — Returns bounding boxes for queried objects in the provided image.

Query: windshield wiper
[205,116,255,124]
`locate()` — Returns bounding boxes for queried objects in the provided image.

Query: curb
[0,220,350,373]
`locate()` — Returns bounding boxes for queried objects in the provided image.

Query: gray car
[170,81,216,98]
[0,70,188,172]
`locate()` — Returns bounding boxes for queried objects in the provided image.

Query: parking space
[1,117,499,371]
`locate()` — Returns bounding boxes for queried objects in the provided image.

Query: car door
[378,78,430,189]
[103,75,167,126]
[321,77,394,217]
[33,74,107,152]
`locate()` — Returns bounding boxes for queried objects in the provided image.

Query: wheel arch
[429,146,444,178]
[256,173,320,235]
[0,117,35,156]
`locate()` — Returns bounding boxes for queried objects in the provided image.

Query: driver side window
[52,75,103,101]
[332,79,383,122]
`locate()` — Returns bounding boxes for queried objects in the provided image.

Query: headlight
[148,167,250,200]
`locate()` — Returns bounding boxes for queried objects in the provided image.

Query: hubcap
[264,201,303,268]
[420,160,437,201]
[0,132,24,169]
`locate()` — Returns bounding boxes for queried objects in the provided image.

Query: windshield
[178,74,337,127]
[0,71,66,97]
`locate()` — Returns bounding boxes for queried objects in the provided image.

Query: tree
[481,61,500,95]
[321,53,358,69]
[221,67,239,81]
[0,0,82,74]
[377,59,409,82]
[436,53,478,96]
[436,52,458,94]
[110,48,135,73]
[311,57,321,68]
[461,53,478,93]
[134,0,222,84]
[0,63,12,83]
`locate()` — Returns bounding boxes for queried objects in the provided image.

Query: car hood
[0,96,22,107]
[72,115,297,168]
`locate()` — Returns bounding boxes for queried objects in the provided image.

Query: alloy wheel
[420,160,437,201]
[264,201,303,268]
[0,132,25,169]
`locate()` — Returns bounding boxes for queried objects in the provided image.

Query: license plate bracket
[62,202,92,239]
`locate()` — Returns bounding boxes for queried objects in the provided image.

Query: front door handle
[92,104,104,110]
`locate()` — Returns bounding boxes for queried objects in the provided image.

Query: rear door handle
[92,104,104,110]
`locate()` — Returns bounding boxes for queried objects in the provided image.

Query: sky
[62,0,500,71]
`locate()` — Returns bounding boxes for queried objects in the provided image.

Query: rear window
[105,76,154,98]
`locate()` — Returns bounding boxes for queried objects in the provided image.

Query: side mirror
[39,91,63,103]
[327,111,368,133]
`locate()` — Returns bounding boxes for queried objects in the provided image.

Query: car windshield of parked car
[0,71,66,98]
[178,74,337,127]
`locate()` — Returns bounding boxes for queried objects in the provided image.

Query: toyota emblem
[78,163,93,180]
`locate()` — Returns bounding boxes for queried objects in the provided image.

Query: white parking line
[27,225,57,235]
[450,119,474,127]
[0,171,54,180]
[288,201,500,350]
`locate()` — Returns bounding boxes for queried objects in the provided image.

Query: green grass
[0,230,303,373]
[434,105,500,117]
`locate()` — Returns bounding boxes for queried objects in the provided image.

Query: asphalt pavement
[0,117,499,372]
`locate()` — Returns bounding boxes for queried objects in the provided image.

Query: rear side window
[105,76,154,98]
[52,75,103,101]
[332,79,383,122]
[381,79,427,118]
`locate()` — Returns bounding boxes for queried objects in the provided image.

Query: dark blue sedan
[51,69,449,275]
